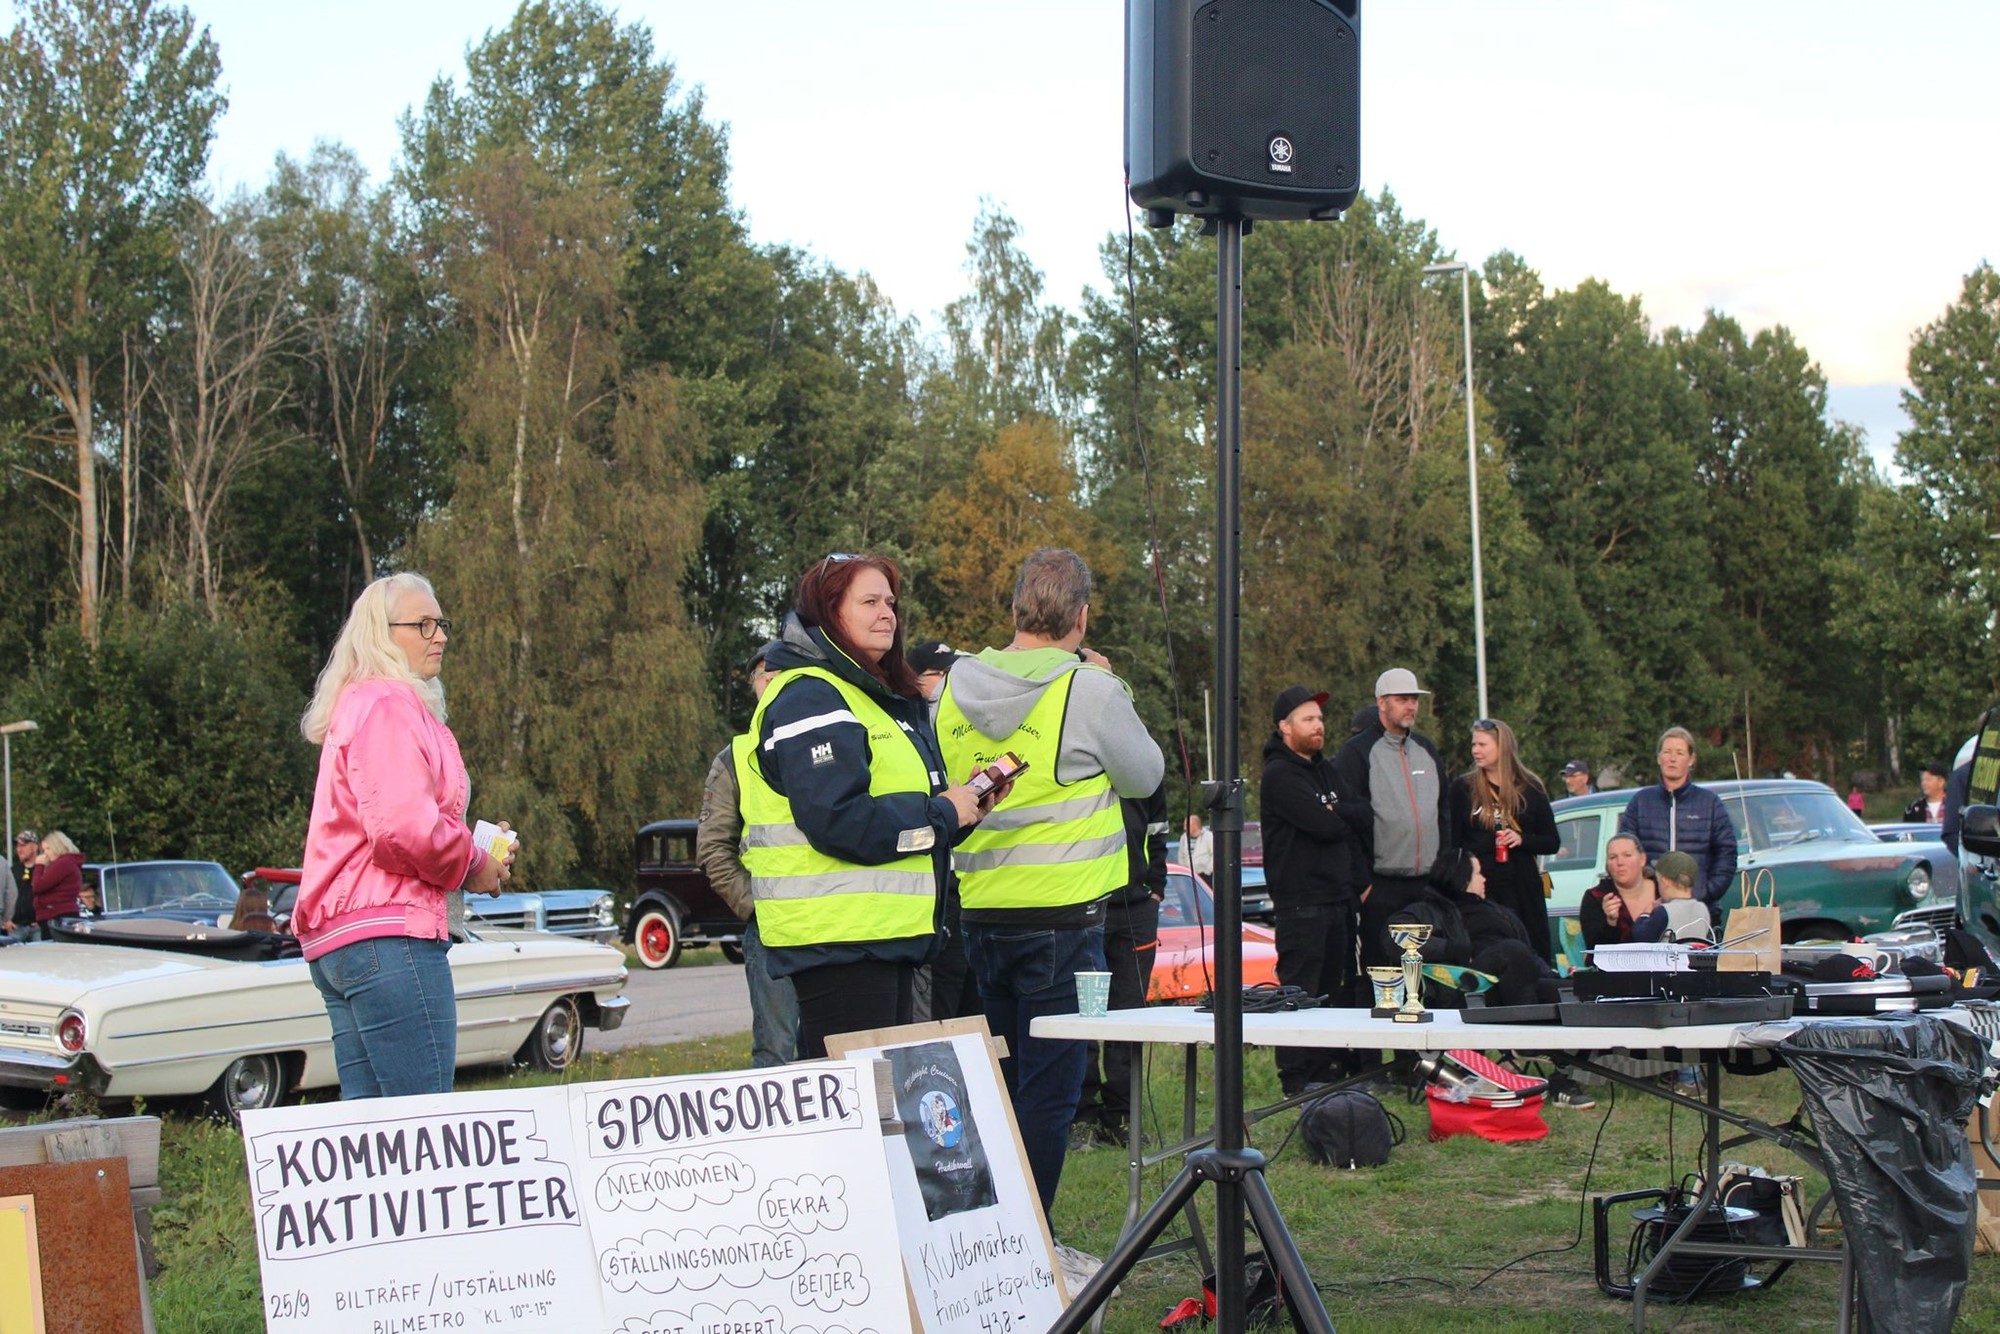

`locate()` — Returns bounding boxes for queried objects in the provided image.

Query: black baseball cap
[1272,684,1330,725]
[1561,759,1591,777]
[748,640,782,671]
[907,641,959,675]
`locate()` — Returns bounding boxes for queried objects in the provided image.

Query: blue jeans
[962,922,1105,1216]
[742,915,799,1068]
[308,935,457,1099]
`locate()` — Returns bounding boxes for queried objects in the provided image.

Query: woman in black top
[1449,718,1560,964]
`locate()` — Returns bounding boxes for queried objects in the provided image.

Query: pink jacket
[295,678,486,961]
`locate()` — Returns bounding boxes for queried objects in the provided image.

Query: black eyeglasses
[389,617,452,641]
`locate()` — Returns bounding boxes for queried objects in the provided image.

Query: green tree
[0,0,224,640]
[1670,313,1868,779]
[406,148,709,888]
[1838,263,2000,765]
[4,603,315,870]
[1478,259,1720,777]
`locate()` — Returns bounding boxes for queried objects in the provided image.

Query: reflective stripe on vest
[737,667,937,949]
[936,668,1125,910]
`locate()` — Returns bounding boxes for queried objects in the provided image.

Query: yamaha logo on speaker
[1267,135,1295,174]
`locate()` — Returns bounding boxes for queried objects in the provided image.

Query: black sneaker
[1549,1086,1597,1110]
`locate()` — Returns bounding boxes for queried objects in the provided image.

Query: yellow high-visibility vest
[738,667,937,948]
[936,669,1124,910]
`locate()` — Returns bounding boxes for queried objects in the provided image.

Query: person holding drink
[295,572,513,1098]
[1449,718,1559,964]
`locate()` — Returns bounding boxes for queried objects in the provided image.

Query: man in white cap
[1332,668,1455,965]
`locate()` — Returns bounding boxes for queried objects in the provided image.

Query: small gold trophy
[1387,921,1434,1023]
[1366,965,1405,1018]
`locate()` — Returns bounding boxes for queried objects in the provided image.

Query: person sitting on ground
[1578,833,1666,948]
[1652,850,1714,944]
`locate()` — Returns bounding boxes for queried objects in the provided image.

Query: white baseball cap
[1374,667,1430,697]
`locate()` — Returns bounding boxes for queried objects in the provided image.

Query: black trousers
[921,878,983,1021]
[1078,899,1160,1124]
[791,959,913,1059]
[1274,896,1358,1093]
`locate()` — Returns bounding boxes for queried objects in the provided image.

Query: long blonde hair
[301,573,447,743]
[1466,717,1546,831]
[38,830,79,859]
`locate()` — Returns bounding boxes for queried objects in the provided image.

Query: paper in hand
[471,819,517,860]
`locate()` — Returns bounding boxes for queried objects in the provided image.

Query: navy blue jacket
[753,615,964,973]
[1617,782,1739,905]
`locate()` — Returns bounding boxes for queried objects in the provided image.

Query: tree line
[3,0,1995,890]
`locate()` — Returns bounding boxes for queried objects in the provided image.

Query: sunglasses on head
[1472,718,1499,732]
[813,552,860,582]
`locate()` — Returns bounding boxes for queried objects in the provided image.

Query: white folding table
[1033,1005,1853,1332]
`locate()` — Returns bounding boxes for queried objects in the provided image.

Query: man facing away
[1333,668,1454,966]
[1261,684,1358,1095]
[1617,726,1738,907]
[936,547,1165,1216]
[695,642,799,1067]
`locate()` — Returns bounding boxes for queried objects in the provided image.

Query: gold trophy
[1387,921,1434,1023]
[1366,966,1405,1018]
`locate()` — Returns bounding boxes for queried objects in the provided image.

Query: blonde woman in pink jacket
[296,572,514,1097]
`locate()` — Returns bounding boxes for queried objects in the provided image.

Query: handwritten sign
[243,1063,911,1333]
[830,1025,1067,1334]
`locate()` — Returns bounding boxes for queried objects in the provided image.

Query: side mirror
[1962,805,2000,858]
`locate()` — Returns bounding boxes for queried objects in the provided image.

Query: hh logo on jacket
[810,742,834,766]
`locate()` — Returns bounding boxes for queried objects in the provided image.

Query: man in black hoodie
[1262,685,1358,1095]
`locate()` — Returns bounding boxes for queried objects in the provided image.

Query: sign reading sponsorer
[243,1063,911,1334]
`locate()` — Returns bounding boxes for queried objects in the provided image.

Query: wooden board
[0,1159,145,1334]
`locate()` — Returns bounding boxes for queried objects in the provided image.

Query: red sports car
[1148,862,1282,1002]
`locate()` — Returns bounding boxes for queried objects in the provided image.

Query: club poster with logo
[830,1020,1067,1334]
[242,1061,912,1334]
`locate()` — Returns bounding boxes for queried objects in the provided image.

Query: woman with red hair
[737,554,994,1056]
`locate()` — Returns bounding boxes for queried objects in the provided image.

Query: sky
[30,1,2000,458]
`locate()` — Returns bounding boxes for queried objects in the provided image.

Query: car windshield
[1735,791,1876,851]
[95,862,240,914]
[1158,872,1219,930]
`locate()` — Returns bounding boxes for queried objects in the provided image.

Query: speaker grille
[1190,0,1357,194]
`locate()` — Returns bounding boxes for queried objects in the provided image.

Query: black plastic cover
[1774,1015,1991,1332]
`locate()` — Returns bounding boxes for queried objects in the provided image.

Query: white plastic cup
[1076,971,1112,1018]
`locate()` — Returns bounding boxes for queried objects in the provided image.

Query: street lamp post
[1423,260,1489,721]
[2,720,37,853]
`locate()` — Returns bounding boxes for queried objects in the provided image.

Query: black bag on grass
[1300,1090,1399,1168]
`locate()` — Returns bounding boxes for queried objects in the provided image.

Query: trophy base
[1392,1010,1433,1024]
[1370,1005,1402,1019]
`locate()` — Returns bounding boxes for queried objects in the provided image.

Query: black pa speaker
[1127,0,1360,224]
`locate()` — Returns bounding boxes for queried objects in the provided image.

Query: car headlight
[1907,865,1931,901]
[595,896,615,926]
[57,1010,86,1055]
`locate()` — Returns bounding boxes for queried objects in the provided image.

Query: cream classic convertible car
[0,916,629,1122]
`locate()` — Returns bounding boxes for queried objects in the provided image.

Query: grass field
[111,1027,2000,1332]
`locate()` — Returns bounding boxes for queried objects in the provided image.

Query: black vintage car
[625,819,744,969]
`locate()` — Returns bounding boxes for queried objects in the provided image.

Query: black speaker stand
[1053,216,1332,1334]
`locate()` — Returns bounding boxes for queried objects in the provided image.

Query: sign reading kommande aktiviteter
[243,1062,911,1334]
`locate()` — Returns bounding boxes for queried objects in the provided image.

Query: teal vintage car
[1543,779,1955,943]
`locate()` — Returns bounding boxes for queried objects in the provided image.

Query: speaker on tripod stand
[1054,5,1363,1333]
[1127,0,1361,226]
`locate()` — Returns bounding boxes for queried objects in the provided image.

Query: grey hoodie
[942,648,1165,796]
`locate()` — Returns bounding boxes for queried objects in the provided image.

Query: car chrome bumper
[595,996,631,1032]
[0,1046,108,1096]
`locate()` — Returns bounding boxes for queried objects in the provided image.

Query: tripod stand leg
[1050,1161,1209,1334]
[1241,1171,1336,1334]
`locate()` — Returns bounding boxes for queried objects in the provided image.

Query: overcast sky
[25,1,2000,457]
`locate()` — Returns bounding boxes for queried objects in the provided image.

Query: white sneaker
[1054,1242,1122,1298]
